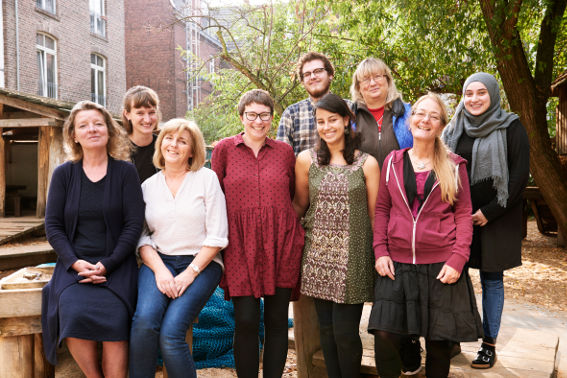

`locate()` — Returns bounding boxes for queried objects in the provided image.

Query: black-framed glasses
[244,112,272,121]
[302,67,326,80]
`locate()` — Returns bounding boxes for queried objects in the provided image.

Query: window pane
[98,70,105,104]
[91,54,96,64]
[45,36,55,50]
[36,34,43,46]
[46,54,56,98]
[91,68,96,101]
[37,51,45,96]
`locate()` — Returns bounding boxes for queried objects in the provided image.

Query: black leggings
[232,288,291,378]
[313,298,364,378]
[374,331,452,378]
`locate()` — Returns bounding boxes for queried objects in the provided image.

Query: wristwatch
[189,262,200,274]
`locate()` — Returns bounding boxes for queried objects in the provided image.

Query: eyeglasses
[302,67,326,80]
[361,74,387,85]
[244,112,272,121]
[412,110,442,122]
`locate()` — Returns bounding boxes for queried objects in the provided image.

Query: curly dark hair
[314,93,359,165]
[296,52,335,81]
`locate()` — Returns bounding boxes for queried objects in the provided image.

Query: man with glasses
[277,52,335,155]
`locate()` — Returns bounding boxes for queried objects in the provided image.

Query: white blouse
[137,167,229,268]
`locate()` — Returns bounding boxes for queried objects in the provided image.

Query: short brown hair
[237,89,274,116]
[153,119,206,171]
[296,52,334,80]
[63,101,132,162]
[122,86,161,133]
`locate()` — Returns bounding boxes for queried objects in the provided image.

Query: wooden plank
[0,118,56,128]
[0,94,67,121]
[33,333,54,378]
[0,127,4,217]
[0,223,45,246]
[293,296,323,378]
[37,127,51,217]
[0,316,42,337]
[0,289,43,318]
[0,334,34,377]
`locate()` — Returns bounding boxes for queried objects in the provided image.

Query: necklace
[410,149,430,170]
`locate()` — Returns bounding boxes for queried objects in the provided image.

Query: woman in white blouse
[128,119,228,378]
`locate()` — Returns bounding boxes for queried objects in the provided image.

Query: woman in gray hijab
[443,72,529,369]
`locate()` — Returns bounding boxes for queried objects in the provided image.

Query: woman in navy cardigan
[41,100,145,377]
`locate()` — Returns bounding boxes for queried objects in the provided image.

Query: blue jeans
[129,254,222,378]
[480,271,504,340]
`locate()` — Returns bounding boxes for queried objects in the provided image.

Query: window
[91,54,106,106]
[90,0,106,37]
[36,0,56,14]
[36,34,57,98]
[209,58,215,74]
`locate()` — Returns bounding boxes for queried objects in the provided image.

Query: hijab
[442,72,519,207]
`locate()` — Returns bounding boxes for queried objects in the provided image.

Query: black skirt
[368,261,483,342]
[59,283,130,342]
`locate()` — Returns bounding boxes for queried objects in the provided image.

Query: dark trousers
[232,287,291,378]
[313,298,364,378]
[374,331,452,378]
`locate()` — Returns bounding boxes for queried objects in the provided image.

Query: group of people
[40,50,529,378]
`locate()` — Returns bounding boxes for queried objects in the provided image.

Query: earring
[344,127,350,135]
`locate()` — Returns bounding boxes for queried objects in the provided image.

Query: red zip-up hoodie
[373,148,473,273]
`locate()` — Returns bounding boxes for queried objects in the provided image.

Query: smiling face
[301,59,333,100]
[316,108,349,146]
[464,81,491,116]
[160,130,192,169]
[124,105,158,137]
[359,71,389,108]
[73,109,109,152]
[240,102,272,143]
[410,98,444,142]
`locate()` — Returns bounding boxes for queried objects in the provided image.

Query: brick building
[124,0,221,121]
[1,0,126,113]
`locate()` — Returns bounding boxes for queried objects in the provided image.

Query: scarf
[442,72,518,207]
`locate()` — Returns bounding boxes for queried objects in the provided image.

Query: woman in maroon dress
[211,89,304,378]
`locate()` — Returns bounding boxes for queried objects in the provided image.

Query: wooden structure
[551,70,567,155]
[0,266,54,378]
[0,88,71,218]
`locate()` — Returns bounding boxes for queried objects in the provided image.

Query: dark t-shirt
[131,134,158,183]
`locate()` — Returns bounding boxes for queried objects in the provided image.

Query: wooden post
[37,126,52,217]
[0,127,5,217]
[293,296,326,378]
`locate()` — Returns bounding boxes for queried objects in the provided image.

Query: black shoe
[471,344,496,369]
[400,336,422,375]
[450,342,461,359]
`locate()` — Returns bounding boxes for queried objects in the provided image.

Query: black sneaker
[400,336,422,375]
[471,344,497,369]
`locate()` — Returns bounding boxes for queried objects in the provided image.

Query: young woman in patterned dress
[293,93,380,378]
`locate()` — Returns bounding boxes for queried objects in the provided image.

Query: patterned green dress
[301,149,375,304]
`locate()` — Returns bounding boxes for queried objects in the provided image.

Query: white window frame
[89,0,106,37]
[209,58,215,74]
[91,54,106,106]
[36,34,57,99]
[36,0,56,14]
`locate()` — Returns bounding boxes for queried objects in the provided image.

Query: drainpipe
[15,0,20,90]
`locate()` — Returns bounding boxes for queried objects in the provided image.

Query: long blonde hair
[412,93,460,205]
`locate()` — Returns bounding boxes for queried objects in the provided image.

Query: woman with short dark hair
[212,89,304,378]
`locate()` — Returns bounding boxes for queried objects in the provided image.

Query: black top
[73,170,107,262]
[357,107,400,169]
[131,134,158,183]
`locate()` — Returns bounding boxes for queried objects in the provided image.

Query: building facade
[124,0,221,121]
[1,0,126,113]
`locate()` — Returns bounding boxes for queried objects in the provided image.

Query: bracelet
[189,262,200,274]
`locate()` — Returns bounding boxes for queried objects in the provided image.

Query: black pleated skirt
[59,284,130,342]
[368,262,483,342]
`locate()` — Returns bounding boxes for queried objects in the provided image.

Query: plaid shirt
[277,98,316,155]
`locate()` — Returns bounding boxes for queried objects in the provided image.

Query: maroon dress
[211,133,304,299]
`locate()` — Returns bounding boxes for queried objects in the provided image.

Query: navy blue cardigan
[41,158,145,364]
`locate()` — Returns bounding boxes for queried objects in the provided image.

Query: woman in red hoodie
[368,93,483,378]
